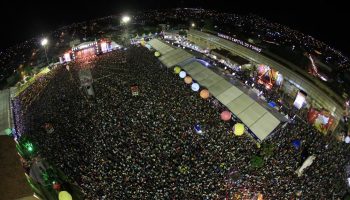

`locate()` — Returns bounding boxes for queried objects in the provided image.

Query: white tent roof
[208,79,232,96]
[147,39,174,55]
[216,87,243,105]
[148,39,195,68]
[159,48,194,68]
[182,61,283,141]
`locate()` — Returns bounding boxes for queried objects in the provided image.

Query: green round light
[4,128,12,136]
[28,146,33,152]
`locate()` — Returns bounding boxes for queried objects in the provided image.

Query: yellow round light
[233,123,245,136]
[58,191,72,200]
[174,66,181,74]
[154,51,161,57]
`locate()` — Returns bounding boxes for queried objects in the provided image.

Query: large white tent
[159,49,194,68]
[148,38,285,141]
[147,39,195,68]
[182,61,284,141]
[147,39,174,55]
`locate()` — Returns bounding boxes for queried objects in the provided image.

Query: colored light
[28,146,33,152]
[24,142,34,153]
[179,71,186,78]
[191,83,200,91]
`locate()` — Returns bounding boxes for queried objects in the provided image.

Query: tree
[261,143,276,157]
[42,168,58,187]
[179,30,187,36]
[23,66,33,76]
[203,19,214,32]
[250,155,264,169]
[344,194,350,200]
[16,136,38,160]
[6,72,20,86]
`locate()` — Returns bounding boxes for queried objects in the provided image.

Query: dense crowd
[13,46,350,199]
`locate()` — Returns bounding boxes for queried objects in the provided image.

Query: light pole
[41,38,49,66]
[121,15,131,46]
[121,16,130,24]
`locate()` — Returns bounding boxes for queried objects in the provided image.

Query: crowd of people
[13,45,350,199]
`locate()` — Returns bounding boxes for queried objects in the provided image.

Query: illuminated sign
[217,33,262,52]
[293,91,307,109]
[64,53,71,62]
[100,42,111,53]
[72,42,97,51]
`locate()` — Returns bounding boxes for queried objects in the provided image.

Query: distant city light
[122,16,131,24]
[41,38,48,46]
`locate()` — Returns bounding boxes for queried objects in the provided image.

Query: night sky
[0,0,349,55]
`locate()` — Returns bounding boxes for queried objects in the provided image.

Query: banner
[296,155,316,177]
[293,91,307,109]
[131,85,139,96]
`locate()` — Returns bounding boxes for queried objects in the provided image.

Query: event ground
[0,136,34,200]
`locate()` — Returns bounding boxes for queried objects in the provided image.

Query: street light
[191,23,195,27]
[121,16,130,24]
[41,38,49,66]
[41,38,48,46]
[121,15,131,45]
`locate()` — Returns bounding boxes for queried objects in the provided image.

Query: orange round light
[184,76,192,84]
[200,89,209,99]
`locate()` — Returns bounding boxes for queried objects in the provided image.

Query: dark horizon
[0,0,348,56]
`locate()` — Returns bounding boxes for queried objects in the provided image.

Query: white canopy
[147,39,174,55]
[182,61,284,141]
[159,49,194,68]
[147,39,194,68]
[148,38,285,141]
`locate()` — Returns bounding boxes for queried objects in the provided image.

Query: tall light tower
[41,38,49,66]
[121,16,131,24]
[121,15,131,45]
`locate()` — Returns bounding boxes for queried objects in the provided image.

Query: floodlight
[41,38,48,46]
[122,16,131,23]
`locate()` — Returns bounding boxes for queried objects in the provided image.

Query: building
[187,29,345,133]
